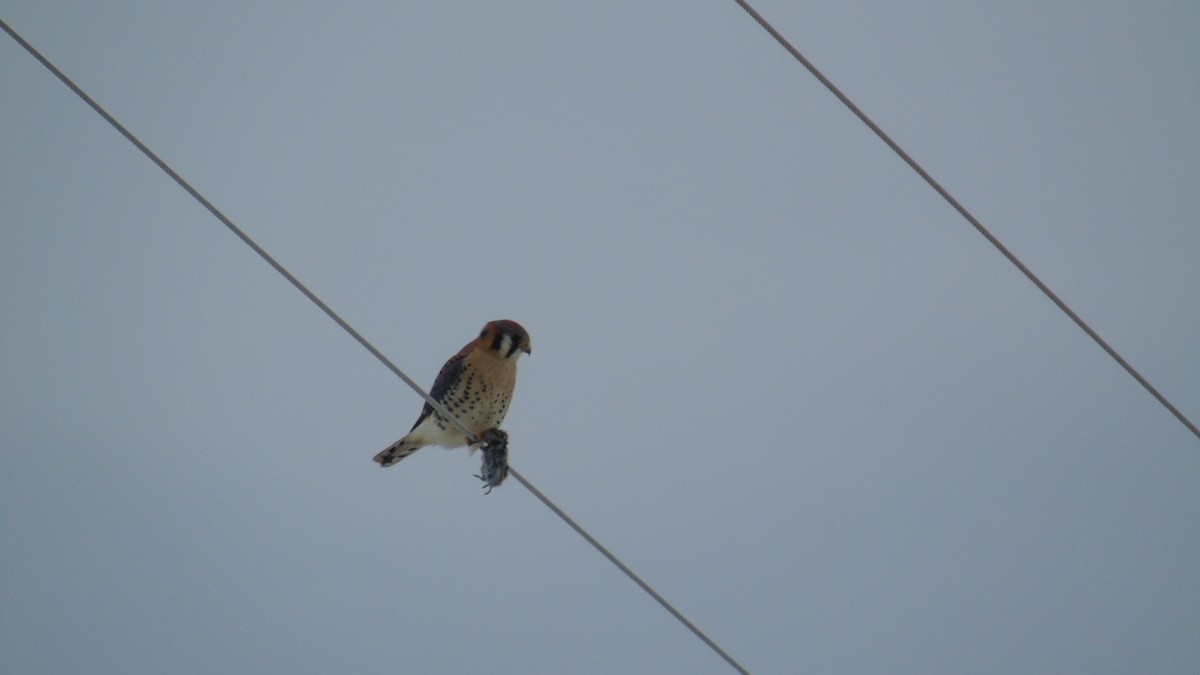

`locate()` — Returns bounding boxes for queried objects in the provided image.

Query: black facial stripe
[490,331,504,352]
[505,336,522,358]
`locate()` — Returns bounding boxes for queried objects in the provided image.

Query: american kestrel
[374,320,531,483]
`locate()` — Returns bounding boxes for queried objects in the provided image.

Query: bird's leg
[473,427,509,493]
[479,427,507,447]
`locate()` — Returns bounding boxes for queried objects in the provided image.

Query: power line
[508,469,751,674]
[0,18,753,675]
[729,0,1200,441]
[0,18,459,433]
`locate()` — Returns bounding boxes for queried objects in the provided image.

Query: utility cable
[508,468,751,674]
[1,18,752,675]
[729,0,1199,441]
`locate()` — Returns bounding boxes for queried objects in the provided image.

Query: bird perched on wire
[374,319,531,489]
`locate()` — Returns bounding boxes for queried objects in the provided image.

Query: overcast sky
[2,2,1197,673]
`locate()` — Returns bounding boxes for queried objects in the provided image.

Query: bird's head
[479,319,532,359]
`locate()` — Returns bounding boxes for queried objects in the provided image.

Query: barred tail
[373,436,424,467]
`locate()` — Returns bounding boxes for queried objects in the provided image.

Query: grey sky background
[2,2,1197,673]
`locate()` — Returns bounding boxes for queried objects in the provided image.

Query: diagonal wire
[1,18,752,675]
[729,0,1199,441]
[508,468,751,674]
[0,18,463,437]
